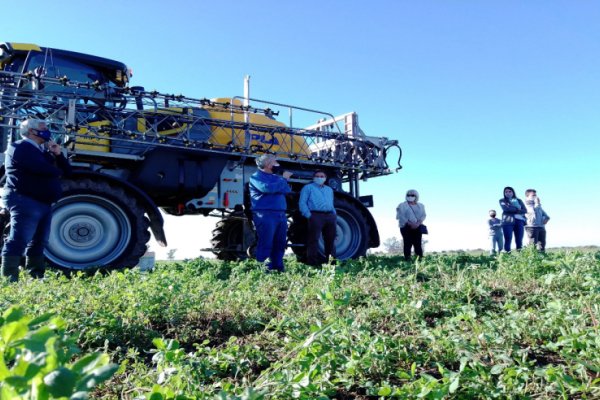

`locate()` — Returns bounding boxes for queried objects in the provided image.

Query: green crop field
[1,248,599,399]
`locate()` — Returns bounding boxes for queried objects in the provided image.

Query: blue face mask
[313,177,326,185]
[271,164,282,174]
[34,129,52,142]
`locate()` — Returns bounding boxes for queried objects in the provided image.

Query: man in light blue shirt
[298,170,337,266]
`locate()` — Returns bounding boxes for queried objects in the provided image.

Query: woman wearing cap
[396,190,426,261]
[499,186,527,252]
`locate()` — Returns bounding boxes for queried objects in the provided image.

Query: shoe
[25,256,46,279]
[1,256,22,282]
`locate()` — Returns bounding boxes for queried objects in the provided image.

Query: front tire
[46,179,151,271]
[211,215,256,261]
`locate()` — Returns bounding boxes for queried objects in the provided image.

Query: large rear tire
[211,216,255,261]
[46,179,151,271]
[289,196,370,262]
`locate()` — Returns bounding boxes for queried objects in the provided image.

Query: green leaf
[33,376,50,400]
[75,363,119,391]
[0,354,9,380]
[1,386,18,400]
[396,371,411,380]
[449,377,459,393]
[292,372,310,387]
[22,354,47,380]
[1,321,28,344]
[27,312,55,329]
[3,307,25,324]
[152,338,166,350]
[166,339,180,350]
[378,386,392,396]
[44,367,77,398]
[71,353,104,374]
[3,375,30,389]
[70,391,91,400]
[23,326,55,353]
[490,365,504,375]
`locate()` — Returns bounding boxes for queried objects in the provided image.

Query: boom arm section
[0,70,402,177]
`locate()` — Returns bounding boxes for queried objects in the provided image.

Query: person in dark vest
[249,154,292,272]
[1,118,71,281]
[499,186,527,252]
[298,170,337,266]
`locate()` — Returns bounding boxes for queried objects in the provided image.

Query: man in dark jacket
[1,118,71,281]
[249,154,292,272]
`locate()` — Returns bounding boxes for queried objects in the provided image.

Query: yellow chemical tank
[204,98,311,158]
[75,99,313,159]
[74,120,111,152]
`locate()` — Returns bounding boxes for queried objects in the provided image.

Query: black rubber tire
[289,196,371,262]
[211,216,253,261]
[46,179,151,271]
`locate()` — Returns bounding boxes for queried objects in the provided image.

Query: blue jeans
[252,210,287,271]
[489,231,504,255]
[1,191,53,257]
[502,219,525,252]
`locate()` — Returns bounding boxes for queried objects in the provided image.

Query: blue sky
[4,1,599,257]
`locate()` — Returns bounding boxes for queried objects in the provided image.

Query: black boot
[1,256,22,282]
[25,256,46,279]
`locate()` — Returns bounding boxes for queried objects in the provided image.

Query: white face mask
[313,177,326,185]
[406,195,416,201]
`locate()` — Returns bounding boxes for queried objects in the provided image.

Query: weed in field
[1,250,598,399]
[0,306,117,399]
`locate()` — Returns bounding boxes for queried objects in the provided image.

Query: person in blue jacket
[249,154,292,272]
[1,118,71,281]
[499,186,527,252]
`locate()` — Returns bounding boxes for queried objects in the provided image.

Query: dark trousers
[252,211,288,271]
[306,212,337,266]
[502,219,525,252]
[526,227,547,252]
[400,226,423,260]
[1,191,53,257]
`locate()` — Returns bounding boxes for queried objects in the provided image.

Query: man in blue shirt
[1,118,71,281]
[299,170,337,266]
[249,154,292,272]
